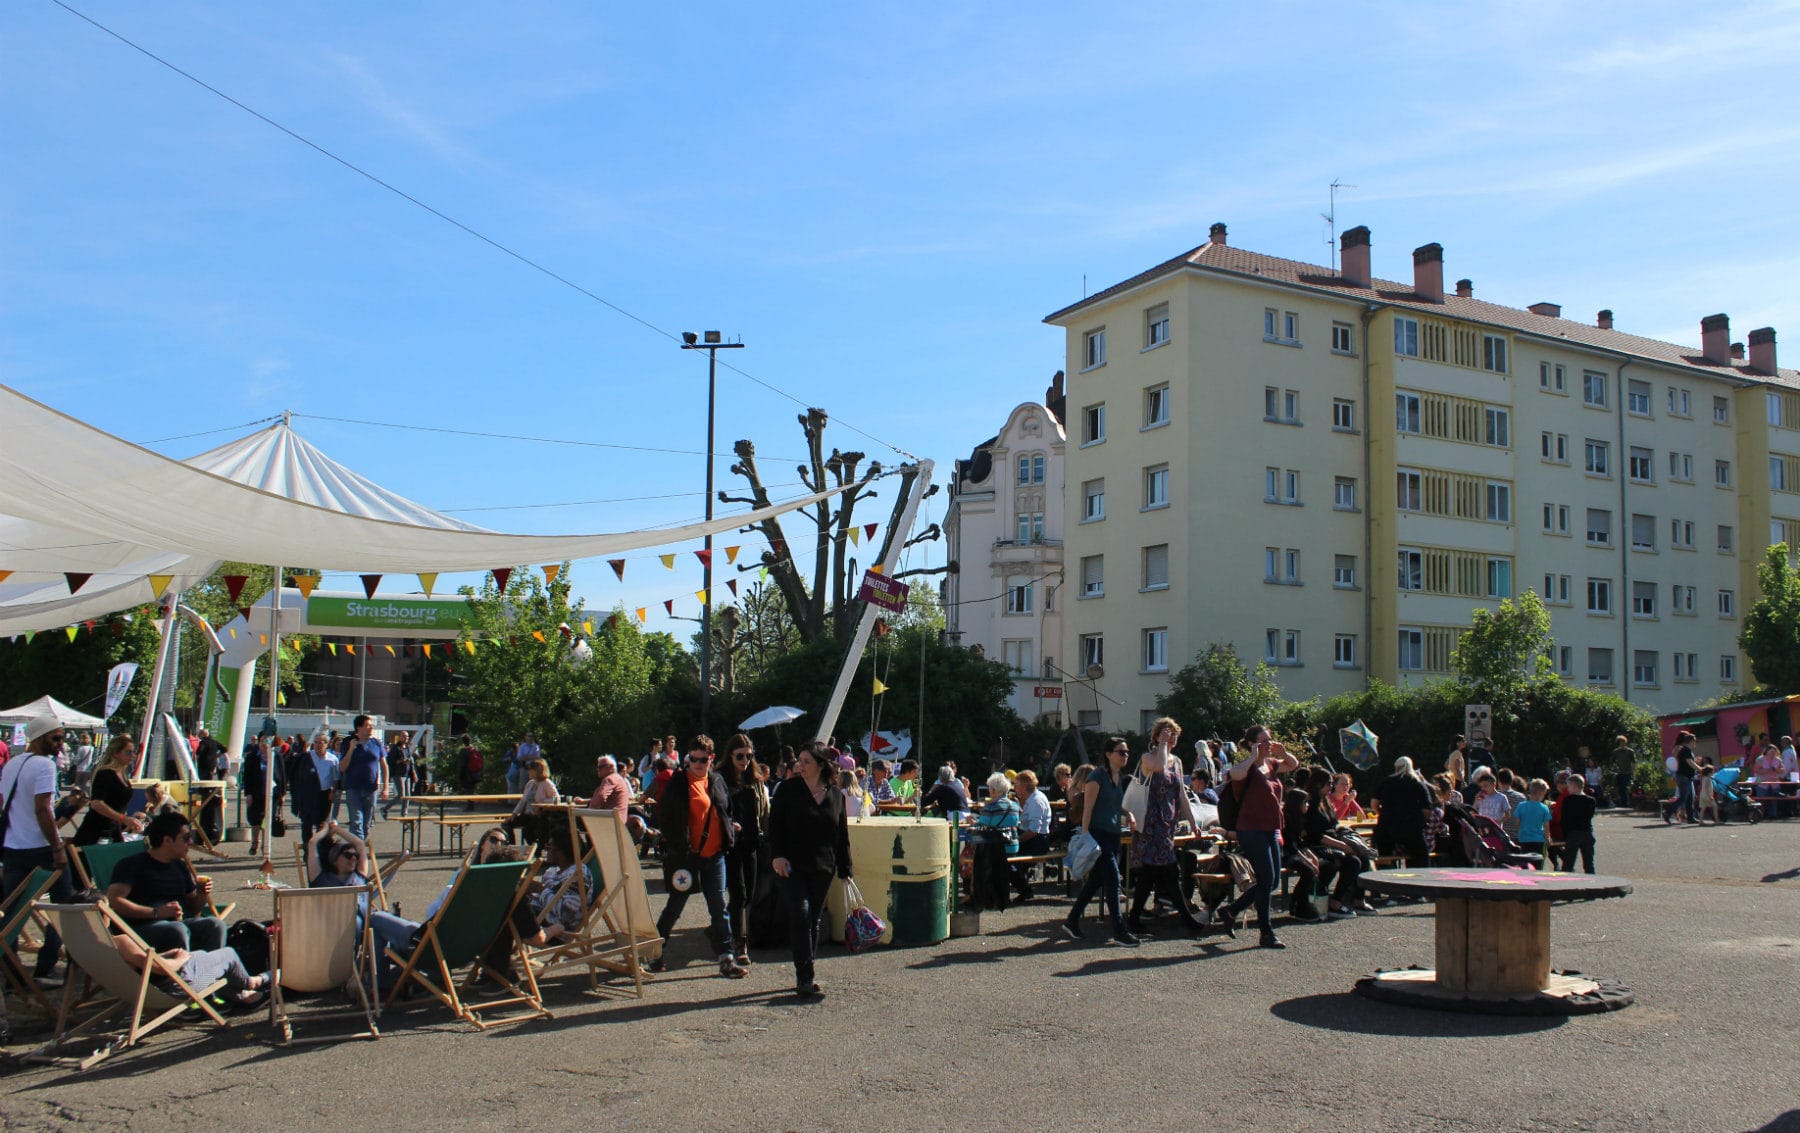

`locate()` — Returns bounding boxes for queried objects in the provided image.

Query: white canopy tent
[0,694,107,731]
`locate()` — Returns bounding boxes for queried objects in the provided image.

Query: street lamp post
[681,331,743,735]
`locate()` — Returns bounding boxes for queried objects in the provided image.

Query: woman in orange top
[651,737,744,980]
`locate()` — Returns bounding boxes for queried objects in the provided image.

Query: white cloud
[328,52,469,164]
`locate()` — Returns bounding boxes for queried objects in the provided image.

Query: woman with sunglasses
[721,733,767,968]
[73,735,144,846]
[1061,738,1137,946]
[768,741,853,999]
[651,737,745,979]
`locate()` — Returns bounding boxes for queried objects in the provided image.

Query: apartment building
[943,375,1067,722]
[1044,223,1800,729]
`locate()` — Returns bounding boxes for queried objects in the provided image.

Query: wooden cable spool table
[1355,867,1634,1016]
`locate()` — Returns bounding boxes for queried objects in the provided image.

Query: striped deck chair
[1,867,59,1014]
[269,884,378,1044]
[381,860,549,1030]
[31,901,227,1071]
[527,808,659,999]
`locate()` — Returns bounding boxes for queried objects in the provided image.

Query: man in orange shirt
[651,737,744,979]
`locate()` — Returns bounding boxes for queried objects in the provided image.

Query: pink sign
[856,569,909,613]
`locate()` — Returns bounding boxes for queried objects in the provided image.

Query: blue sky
[5,1,1798,628]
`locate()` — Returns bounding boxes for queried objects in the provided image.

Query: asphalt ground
[4,809,1798,1133]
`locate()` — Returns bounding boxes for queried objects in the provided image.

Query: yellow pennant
[277,691,287,707]
[695,589,708,604]
[384,644,396,656]
[147,573,174,598]
[64,626,78,642]
[870,564,884,574]
[418,572,438,597]
[872,677,889,695]
[725,546,741,564]
[463,640,476,655]
[635,607,647,622]
[543,564,561,585]
[659,554,676,570]
[531,629,547,642]
[327,642,338,656]
[848,528,861,545]
[228,627,237,639]
[293,573,320,599]
[582,620,594,635]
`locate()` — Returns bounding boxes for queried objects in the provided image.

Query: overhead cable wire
[52,0,920,461]
[136,414,283,446]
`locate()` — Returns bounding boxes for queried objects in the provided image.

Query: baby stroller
[1456,811,1543,869]
[1711,766,1763,824]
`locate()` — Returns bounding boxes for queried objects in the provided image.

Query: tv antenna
[1322,179,1356,270]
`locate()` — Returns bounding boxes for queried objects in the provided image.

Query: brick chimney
[1412,243,1444,303]
[1045,369,1065,405]
[1340,226,1371,288]
[1455,279,1473,298]
[1749,327,1778,374]
[1701,313,1730,364]
[1527,301,1562,318]
[1597,309,1614,330]
[1209,222,1228,246]
[1731,342,1745,361]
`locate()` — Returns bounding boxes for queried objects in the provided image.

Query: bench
[432,814,513,856]
[1006,852,1067,894]
[392,814,428,854]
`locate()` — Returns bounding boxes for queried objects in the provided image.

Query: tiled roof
[1045,241,1800,391]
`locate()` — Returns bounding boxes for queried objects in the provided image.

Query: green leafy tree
[0,615,161,734]
[1741,543,1800,691]
[1451,590,1556,701]
[177,563,318,710]
[1154,643,1292,746]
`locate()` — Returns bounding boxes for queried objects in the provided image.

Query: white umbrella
[739,705,806,730]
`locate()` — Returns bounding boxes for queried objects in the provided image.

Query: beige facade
[1044,224,1800,731]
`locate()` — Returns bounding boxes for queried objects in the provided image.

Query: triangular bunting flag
[147,574,172,598]
[695,549,712,568]
[543,565,561,585]
[83,620,97,633]
[293,573,320,599]
[870,564,885,575]
[848,527,861,545]
[531,630,547,642]
[227,627,236,639]
[635,607,647,623]
[24,631,35,643]
[421,643,432,657]
[727,579,739,596]
[0,570,10,585]
[659,554,676,570]
[463,640,476,655]
[223,574,248,604]
[360,574,381,599]
[662,600,674,616]
[759,566,769,582]
[725,546,740,564]
[64,626,78,642]
[581,620,594,635]
[277,691,287,707]
[65,572,93,594]
[864,523,877,540]
[609,559,626,581]
[239,607,253,621]
[418,572,437,597]
[872,677,889,695]
[492,567,512,592]
[327,642,337,655]
[384,644,396,656]
[695,589,708,605]
[111,621,124,638]
[346,644,356,656]
[606,612,622,630]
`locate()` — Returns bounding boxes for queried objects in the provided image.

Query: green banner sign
[305,595,475,632]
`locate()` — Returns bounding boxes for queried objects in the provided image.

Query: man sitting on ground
[106,812,226,953]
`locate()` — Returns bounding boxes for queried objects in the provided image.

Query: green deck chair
[72,840,145,894]
[1,867,59,1014]
[381,860,549,1030]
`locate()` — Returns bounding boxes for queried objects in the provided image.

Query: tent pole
[358,636,367,713]
[136,593,179,777]
[264,568,282,864]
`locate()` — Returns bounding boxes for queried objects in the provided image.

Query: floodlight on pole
[680,330,744,734]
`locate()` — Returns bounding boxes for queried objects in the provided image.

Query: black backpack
[226,919,272,974]
[1217,776,1242,831]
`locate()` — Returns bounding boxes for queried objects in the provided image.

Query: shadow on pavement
[1748,1112,1800,1133]
[1269,992,1566,1037]
[1760,867,1800,883]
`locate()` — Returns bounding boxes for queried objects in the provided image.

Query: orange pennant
[659,554,675,570]
[531,629,547,642]
[725,546,740,564]
[346,644,357,656]
[542,564,561,585]
[260,633,268,646]
[421,643,432,657]
[293,572,320,599]
[636,608,647,622]
[418,572,437,597]
[0,570,11,585]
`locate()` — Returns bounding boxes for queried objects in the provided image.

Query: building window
[1582,370,1609,407]
[1629,446,1654,482]
[1543,573,1572,605]
[1772,391,1794,428]
[1672,584,1696,614]
[1541,431,1569,463]
[1669,451,1693,482]
[1398,627,1424,671]
[1005,576,1034,614]
[1398,547,1423,591]
[1080,555,1104,598]
[1586,508,1612,546]
[1772,456,1791,492]
[1394,317,1420,357]
[1265,467,1300,505]
[1721,654,1738,682]
[1082,403,1106,446]
[1083,328,1106,370]
[1334,555,1357,589]
[1718,589,1736,617]
[1718,525,1735,553]
[1668,387,1692,417]
[1671,519,1695,549]
[1632,581,1657,617]
[1586,577,1612,615]
[1484,407,1510,448]
[1633,650,1658,686]
[1332,398,1356,431]
[1630,513,1656,550]
[1262,547,1300,585]
[1016,512,1044,544]
[1555,646,1573,676]
[1396,392,1422,434]
[1082,479,1105,522]
[1263,308,1276,338]
[1673,652,1699,682]
[1397,468,1423,512]
[1144,304,1170,349]
[1627,379,1652,416]
[1588,648,1614,684]
[1264,628,1300,666]
[1142,628,1169,673]
[1544,503,1572,536]
[1017,454,1044,485]
[1540,362,1567,392]
[1142,544,1169,591]
[1584,439,1611,477]
[1143,465,1170,510]
[1713,395,1731,424]
[1482,334,1509,373]
[1264,387,1300,424]
[1487,557,1513,599]
[1002,639,1034,677]
[1144,385,1170,429]
[1486,481,1512,523]
[1333,476,1358,511]
[1716,459,1733,487]
[1079,634,1103,672]
[1331,322,1354,354]
[1334,634,1357,668]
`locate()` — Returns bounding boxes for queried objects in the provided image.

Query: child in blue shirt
[1514,778,1552,864]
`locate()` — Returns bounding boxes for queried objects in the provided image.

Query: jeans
[381,776,410,818]
[780,868,833,988]
[1560,830,1596,873]
[1615,772,1633,811]
[344,788,378,841]
[505,765,523,795]
[1068,828,1125,934]
[656,852,732,959]
[1228,828,1282,933]
[1675,777,1697,822]
[138,915,227,953]
[179,946,254,994]
[2,847,76,977]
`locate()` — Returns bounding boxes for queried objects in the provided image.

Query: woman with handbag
[1061,738,1137,946]
[768,741,852,999]
[1214,724,1299,949]
[1125,718,1207,936]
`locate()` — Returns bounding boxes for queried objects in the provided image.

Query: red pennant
[360,574,381,599]
[606,612,622,630]
[65,572,93,594]
[608,559,626,581]
[111,621,125,638]
[223,574,248,604]
[695,549,713,568]
[864,523,877,540]
[663,599,674,615]
[491,567,512,592]
[727,579,739,596]
[239,607,253,621]
[83,619,97,633]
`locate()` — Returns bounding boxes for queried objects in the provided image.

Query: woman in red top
[1215,724,1300,949]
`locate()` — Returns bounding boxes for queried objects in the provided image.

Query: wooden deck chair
[182,858,236,921]
[1,868,59,1015]
[381,860,549,1030]
[31,901,227,1071]
[530,808,659,999]
[269,885,378,1044]
[70,840,146,895]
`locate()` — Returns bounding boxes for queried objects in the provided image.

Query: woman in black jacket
[1374,756,1433,867]
[767,741,853,999]
[722,732,768,967]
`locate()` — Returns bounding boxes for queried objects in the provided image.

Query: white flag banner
[103,661,139,720]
